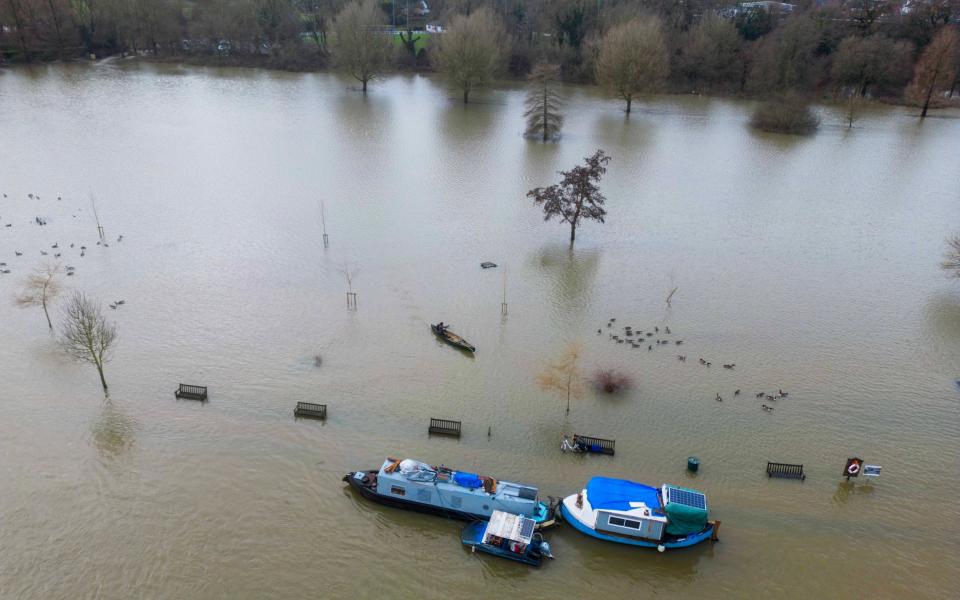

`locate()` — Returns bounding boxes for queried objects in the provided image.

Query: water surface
[1,62,959,599]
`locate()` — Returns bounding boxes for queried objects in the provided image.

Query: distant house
[721,1,796,17]
[425,22,444,33]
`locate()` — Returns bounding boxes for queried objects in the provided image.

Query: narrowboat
[431,323,476,352]
[344,458,557,528]
[461,510,554,566]
[560,477,717,550]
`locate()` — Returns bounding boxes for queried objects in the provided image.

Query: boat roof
[484,510,535,545]
[586,477,662,513]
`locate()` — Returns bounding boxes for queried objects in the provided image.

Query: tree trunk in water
[463,88,469,104]
[43,302,52,330]
[96,362,108,393]
[922,83,933,118]
[569,221,576,244]
[362,79,368,93]
[626,96,632,114]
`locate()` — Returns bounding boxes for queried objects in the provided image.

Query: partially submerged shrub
[750,95,820,135]
[592,369,633,394]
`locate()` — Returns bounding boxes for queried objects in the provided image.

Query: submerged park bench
[428,418,461,437]
[294,402,327,420]
[175,384,208,401]
[766,461,806,480]
[574,434,616,455]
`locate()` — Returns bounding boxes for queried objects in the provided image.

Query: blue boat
[461,510,554,567]
[561,477,718,551]
[344,458,558,528]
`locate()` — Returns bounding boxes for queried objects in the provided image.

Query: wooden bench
[766,461,806,480]
[175,384,207,401]
[575,434,615,455]
[428,418,461,437]
[294,402,327,420]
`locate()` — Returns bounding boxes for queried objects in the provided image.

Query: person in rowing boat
[437,322,446,333]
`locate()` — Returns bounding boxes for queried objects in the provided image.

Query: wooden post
[346,291,357,309]
[501,269,508,315]
[90,193,105,242]
[320,200,329,248]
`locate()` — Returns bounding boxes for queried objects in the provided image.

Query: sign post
[863,465,881,478]
[842,457,863,481]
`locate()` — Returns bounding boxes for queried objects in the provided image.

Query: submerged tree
[909,26,959,118]
[60,292,117,394]
[435,7,507,104]
[15,263,63,331]
[832,34,913,97]
[943,235,960,277]
[536,343,583,415]
[332,0,392,93]
[595,17,669,114]
[524,63,564,141]
[527,149,611,245]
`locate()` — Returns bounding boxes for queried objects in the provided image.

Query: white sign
[863,465,881,477]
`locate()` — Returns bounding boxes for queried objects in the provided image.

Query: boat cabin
[375,458,542,518]
[482,510,536,555]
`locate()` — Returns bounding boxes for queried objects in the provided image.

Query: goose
[779,389,788,397]
[116,300,125,305]
[648,345,652,351]
[699,358,706,364]
[766,395,775,401]
[762,404,773,412]
[705,362,711,367]
[734,389,740,396]
[117,235,123,242]
[40,251,47,256]
[618,339,624,344]
[54,253,60,258]
[677,355,686,361]
[0,262,5,266]
[610,318,616,322]
[675,340,683,345]
[715,393,722,402]
[109,303,117,309]
[52,243,58,249]
[67,271,74,276]
[723,364,735,369]
[665,327,671,334]
[655,326,659,333]
[70,243,74,248]
[646,332,653,337]
[756,392,764,398]
[597,329,602,334]
[14,251,22,256]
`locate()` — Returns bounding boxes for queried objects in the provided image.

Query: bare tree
[339,262,359,293]
[15,263,63,331]
[595,16,669,114]
[60,292,117,393]
[943,235,960,277]
[435,7,507,104]
[908,27,960,118]
[536,343,583,414]
[527,149,611,245]
[832,34,913,98]
[524,62,564,142]
[332,0,392,93]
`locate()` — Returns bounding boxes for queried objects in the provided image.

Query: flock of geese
[1,191,126,293]
[601,317,791,413]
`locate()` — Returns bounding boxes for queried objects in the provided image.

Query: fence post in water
[320,200,329,248]
[346,292,357,309]
[501,269,508,315]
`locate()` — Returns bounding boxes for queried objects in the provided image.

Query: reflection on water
[90,401,136,458]
[1,63,959,599]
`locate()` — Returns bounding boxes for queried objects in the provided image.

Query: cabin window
[608,516,641,530]
[390,486,406,496]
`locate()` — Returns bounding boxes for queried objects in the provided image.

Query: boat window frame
[608,516,642,530]
[390,486,406,497]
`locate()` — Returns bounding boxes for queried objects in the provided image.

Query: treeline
[2,0,959,105]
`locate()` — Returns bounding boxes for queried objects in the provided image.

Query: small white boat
[561,477,718,551]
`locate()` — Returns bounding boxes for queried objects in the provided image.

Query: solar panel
[519,518,535,540]
[666,486,707,510]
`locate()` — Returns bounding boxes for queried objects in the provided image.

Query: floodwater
[1,62,958,599]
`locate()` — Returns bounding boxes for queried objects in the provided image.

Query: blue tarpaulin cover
[454,472,483,488]
[586,477,662,514]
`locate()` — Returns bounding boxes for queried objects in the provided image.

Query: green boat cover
[663,485,708,536]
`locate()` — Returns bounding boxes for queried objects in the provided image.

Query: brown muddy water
[1,62,959,599]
